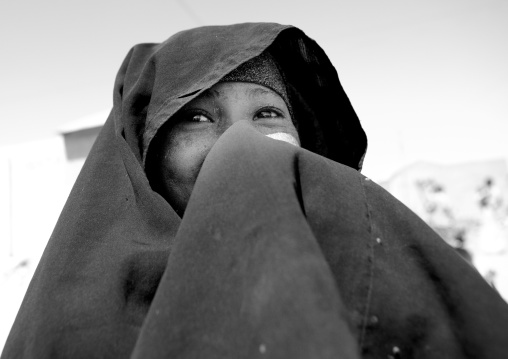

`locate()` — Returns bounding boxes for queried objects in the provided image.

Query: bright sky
[1,0,507,181]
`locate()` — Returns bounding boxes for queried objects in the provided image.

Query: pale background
[2,0,508,180]
[1,0,507,352]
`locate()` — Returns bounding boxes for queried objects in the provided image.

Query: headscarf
[3,23,508,359]
[218,51,292,117]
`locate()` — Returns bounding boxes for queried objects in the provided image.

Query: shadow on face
[146,82,299,216]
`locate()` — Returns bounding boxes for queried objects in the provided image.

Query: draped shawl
[3,23,508,359]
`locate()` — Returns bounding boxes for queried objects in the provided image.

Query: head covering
[3,23,508,359]
[121,23,368,171]
[219,51,292,116]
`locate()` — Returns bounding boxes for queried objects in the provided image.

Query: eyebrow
[247,87,275,98]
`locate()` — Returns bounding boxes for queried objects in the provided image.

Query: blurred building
[0,110,107,261]
[0,110,107,351]
[381,160,508,300]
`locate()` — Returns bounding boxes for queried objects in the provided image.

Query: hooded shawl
[3,23,508,359]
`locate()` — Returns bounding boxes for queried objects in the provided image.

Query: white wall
[0,136,81,351]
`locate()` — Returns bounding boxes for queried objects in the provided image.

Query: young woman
[3,23,508,359]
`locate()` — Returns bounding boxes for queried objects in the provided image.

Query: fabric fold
[131,122,360,359]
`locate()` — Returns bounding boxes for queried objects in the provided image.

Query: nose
[219,118,274,140]
[218,117,256,135]
[219,120,300,148]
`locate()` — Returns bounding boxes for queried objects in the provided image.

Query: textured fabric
[3,23,508,359]
[219,51,291,115]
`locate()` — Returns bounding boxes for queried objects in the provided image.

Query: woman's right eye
[189,114,212,122]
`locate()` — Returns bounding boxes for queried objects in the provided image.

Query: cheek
[162,131,216,185]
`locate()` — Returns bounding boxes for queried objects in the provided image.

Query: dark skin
[151,82,300,216]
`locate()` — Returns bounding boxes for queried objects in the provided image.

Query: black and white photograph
[1,1,508,357]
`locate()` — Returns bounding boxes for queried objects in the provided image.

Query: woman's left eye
[256,110,282,119]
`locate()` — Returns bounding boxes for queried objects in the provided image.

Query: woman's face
[153,81,299,216]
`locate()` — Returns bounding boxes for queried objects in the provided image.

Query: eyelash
[184,109,213,123]
[255,107,284,119]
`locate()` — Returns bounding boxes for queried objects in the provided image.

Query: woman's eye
[256,110,281,119]
[189,114,211,122]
